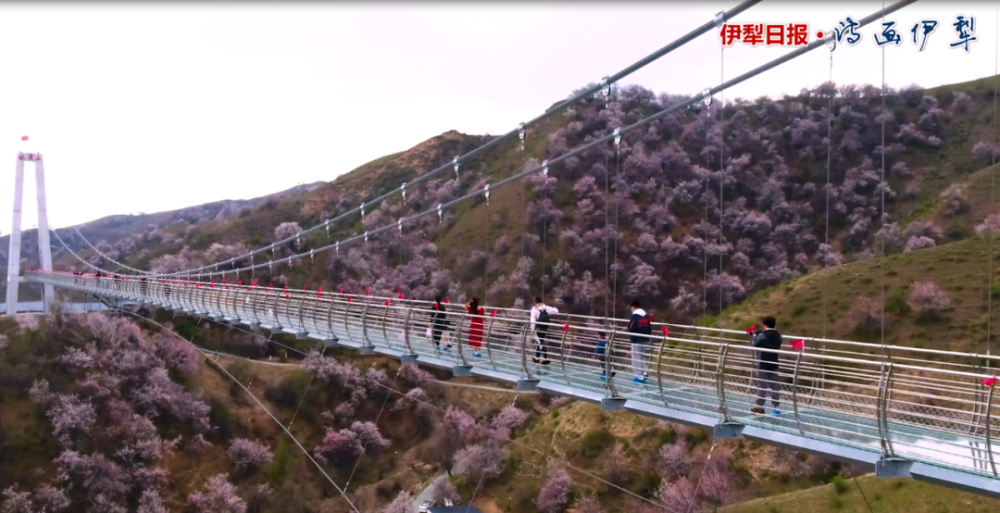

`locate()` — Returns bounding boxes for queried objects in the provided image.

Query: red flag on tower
[21,136,28,141]
[491,309,497,317]
[983,376,998,387]
[791,339,805,351]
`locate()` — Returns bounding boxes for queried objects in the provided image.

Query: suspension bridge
[8,0,1000,504]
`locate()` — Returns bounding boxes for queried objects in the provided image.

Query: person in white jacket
[530,296,559,365]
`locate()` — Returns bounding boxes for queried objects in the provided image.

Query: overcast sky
[1,1,998,232]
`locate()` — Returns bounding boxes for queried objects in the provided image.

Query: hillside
[8,74,1000,512]
[19,76,1000,320]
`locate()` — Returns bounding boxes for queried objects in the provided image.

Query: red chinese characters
[720,23,809,47]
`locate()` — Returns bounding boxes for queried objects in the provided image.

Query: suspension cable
[51,0,919,284]
[718,45,726,315]
[879,0,888,357]
[483,195,492,305]
[71,227,151,275]
[605,145,611,321]
[542,173,549,300]
[702,107,711,319]
[151,0,762,280]
[988,1,999,368]
[612,96,622,318]
[823,45,835,340]
[521,177,527,305]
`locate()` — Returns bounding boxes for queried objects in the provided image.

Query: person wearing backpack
[530,296,559,365]
[627,301,652,383]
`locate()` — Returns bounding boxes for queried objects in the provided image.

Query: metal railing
[25,270,1000,480]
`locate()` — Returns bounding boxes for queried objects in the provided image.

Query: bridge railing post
[183,285,195,313]
[876,361,896,458]
[360,303,372,347]
[791,350,804,435]
[483,315,496,370]
[519,325,533,381]
[557,325,571,386]
[342,300,353,342]
[716,343,731,422]
[655,333,667,406]
[402,307,414,355]
[215,287,226,318]
[269,291,282,329]
[604,331,620,398]
[380,303,391,348]
[985,383,998,476]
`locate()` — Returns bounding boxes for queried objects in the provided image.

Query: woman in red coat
[465,297,485,358]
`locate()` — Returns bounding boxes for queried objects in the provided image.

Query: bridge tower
[6,152,54,315]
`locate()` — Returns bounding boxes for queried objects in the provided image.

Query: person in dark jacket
[627,301,652,383]
[750,316,783,415]
[430,296,452,353]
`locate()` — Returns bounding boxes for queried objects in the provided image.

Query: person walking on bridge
[465,297,485,358]
[627,301,652,383]
[750,316,783,416]
[430,297,452,354]
[530,296,559,365]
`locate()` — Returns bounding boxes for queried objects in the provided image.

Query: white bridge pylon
[6,152,54,315]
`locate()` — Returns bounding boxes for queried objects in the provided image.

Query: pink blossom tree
[699,467,737,509]
[489,405,529,439]
[313,428,362,466]
[188,474,246,513]
[227,438,273,474]
[136,490,168,513]
[847,297,883,335]
[451,441,504,483]
[908,281,951,321]
[656,443,690,481]
[43,394,97,448]
[655,477,696,512]
[430,475,460,504]
[940,184,969,216]
[535,463,573,513]
[398,363,435,387]
[2,486,36,513]
[572,497,605,513]
[976,213,1000,236]
[381,491,417,513]
[350,421,391,455]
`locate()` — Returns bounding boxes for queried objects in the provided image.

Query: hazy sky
[1,1,998,232]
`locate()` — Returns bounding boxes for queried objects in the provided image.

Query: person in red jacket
[465,297,485,358]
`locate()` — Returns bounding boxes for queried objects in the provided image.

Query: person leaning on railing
[530,296,559,365]
[627,301,652,384]
[750,316,783,416]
